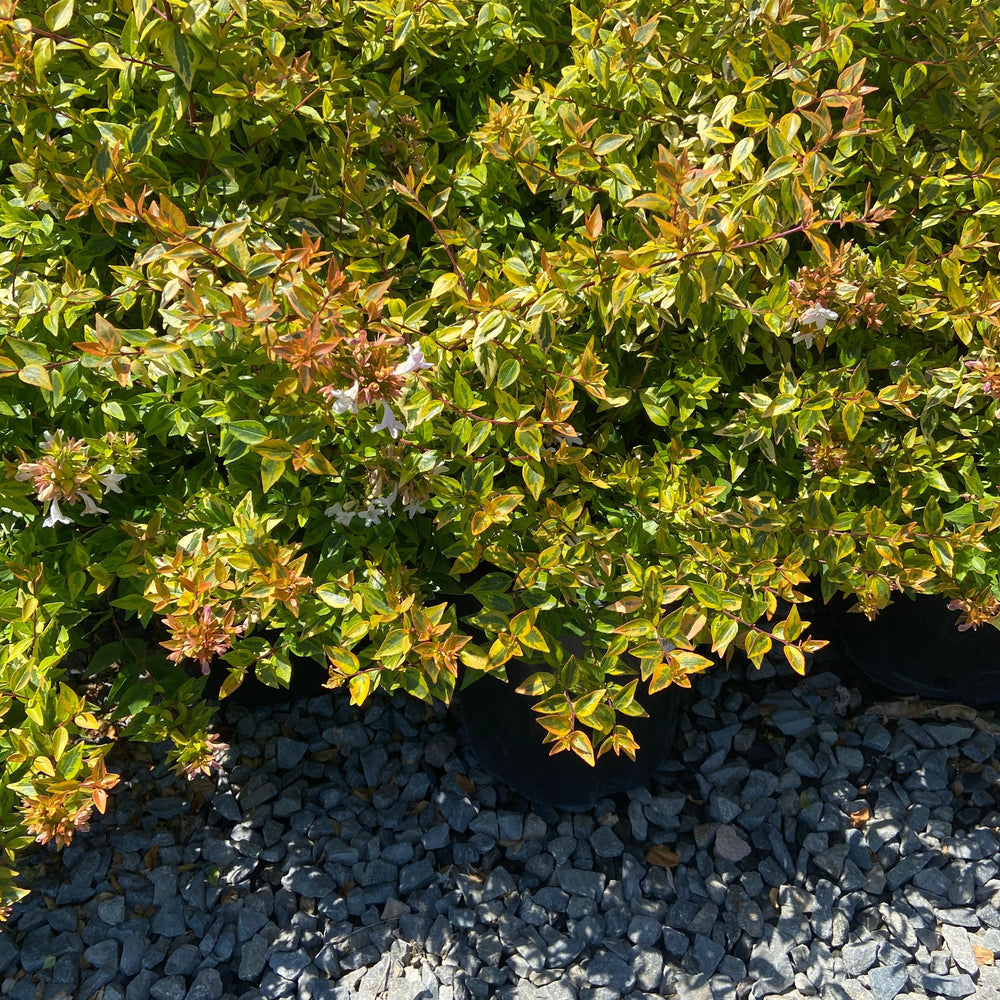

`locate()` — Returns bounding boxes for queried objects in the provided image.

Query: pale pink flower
[324,502,356,527]
[326,381,360,414]
[799,303,838,329]
[42,498,74,528]
[99,468,125,493]
[79,493,108,516]
[395,344,433,376]
[373,402,405,439]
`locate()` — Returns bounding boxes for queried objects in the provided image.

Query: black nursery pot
[201,652,331,709]
[457,645,683,811]
[826,591,1000,706]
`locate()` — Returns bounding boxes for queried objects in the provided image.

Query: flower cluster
[964,357,1000,415]
[325,485,428,528]
[21,793,95,848]
[321,342,433,437]
[161,604,246,673]
[792,303,839,348]
[803,438,849,474]
[15,431,126,528]
[21,760,119,849]
[947,593,1000,632]
[173,732,231,780]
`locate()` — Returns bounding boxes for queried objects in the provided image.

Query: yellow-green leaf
[568,730,595,766]
[516,671,554,696]
[593,133,629,155]
[260,458,284,492]
[44,0,73,31]
[514,420,543,461]
[348,671,372,706]
[669,650,714,675]
[18,365,52,390]
[843,401,863,441]
[161,24,195,90]
[626,193,674,213]
[784,644,806,675]
[522,460,545,500]
[928,538,954,573]
[763,156,798,181]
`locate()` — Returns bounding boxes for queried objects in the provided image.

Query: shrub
[1,0,998,915]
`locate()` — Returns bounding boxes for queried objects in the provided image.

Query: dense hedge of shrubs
[0,0,998,915]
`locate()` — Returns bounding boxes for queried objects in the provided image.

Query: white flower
[395,344,434,376]
[328,381,360,415]
[404,499,427,519]
[799,303,839,330]
[373,486,398,511]
[792,329,815,349]
[79,493,108,516]
[358,505,383,527]
[42,498,74,528]
[373,402,405,439]
[324,503,356,527]
[99,467,125,493]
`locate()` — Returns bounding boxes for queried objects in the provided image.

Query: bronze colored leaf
[849,805,870,828]
[645,845,680,868]
[974,945,995,966]
[456,774,476,796]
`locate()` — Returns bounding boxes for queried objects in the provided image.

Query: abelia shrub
[0,0,998,915]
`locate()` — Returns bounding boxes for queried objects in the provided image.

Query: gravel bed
[3,654,1000,1000]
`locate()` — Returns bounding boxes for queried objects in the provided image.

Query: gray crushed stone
[3,655,1000,1000]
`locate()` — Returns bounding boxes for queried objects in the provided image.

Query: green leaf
[315,585,350,609]
[784,644,806,675]
[522,460,545,500]
[376,629,410,660]
[640,389,671,426]
[431,272,459,299]
[830,32,853,72]
[392,12,416,48]
[762,156,797,181]
[226,420,268,444]
[17,365,51,390]
[710,616,739,654]
[573,689,606,720]
[326,645,360,674]
[514,420,543,461]
[731,136,755,170]
[593,133,629,155]
[928,538,954,573]
[516,671,553,696]
[44,0,73,31]
[744,631,772,668]
[453,371,474,410]
[520,626,548,651]
[161,24,195,90]
[842,401,863,441]
[132,0,152,31]
[626,193,674,213]
[568,730,595,766]
[689,581,727,610]
[497,359,520,389]
[260,458,284,492]
[669,650,714,675]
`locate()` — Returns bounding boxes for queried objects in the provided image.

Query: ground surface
[3,648,1000,1000]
